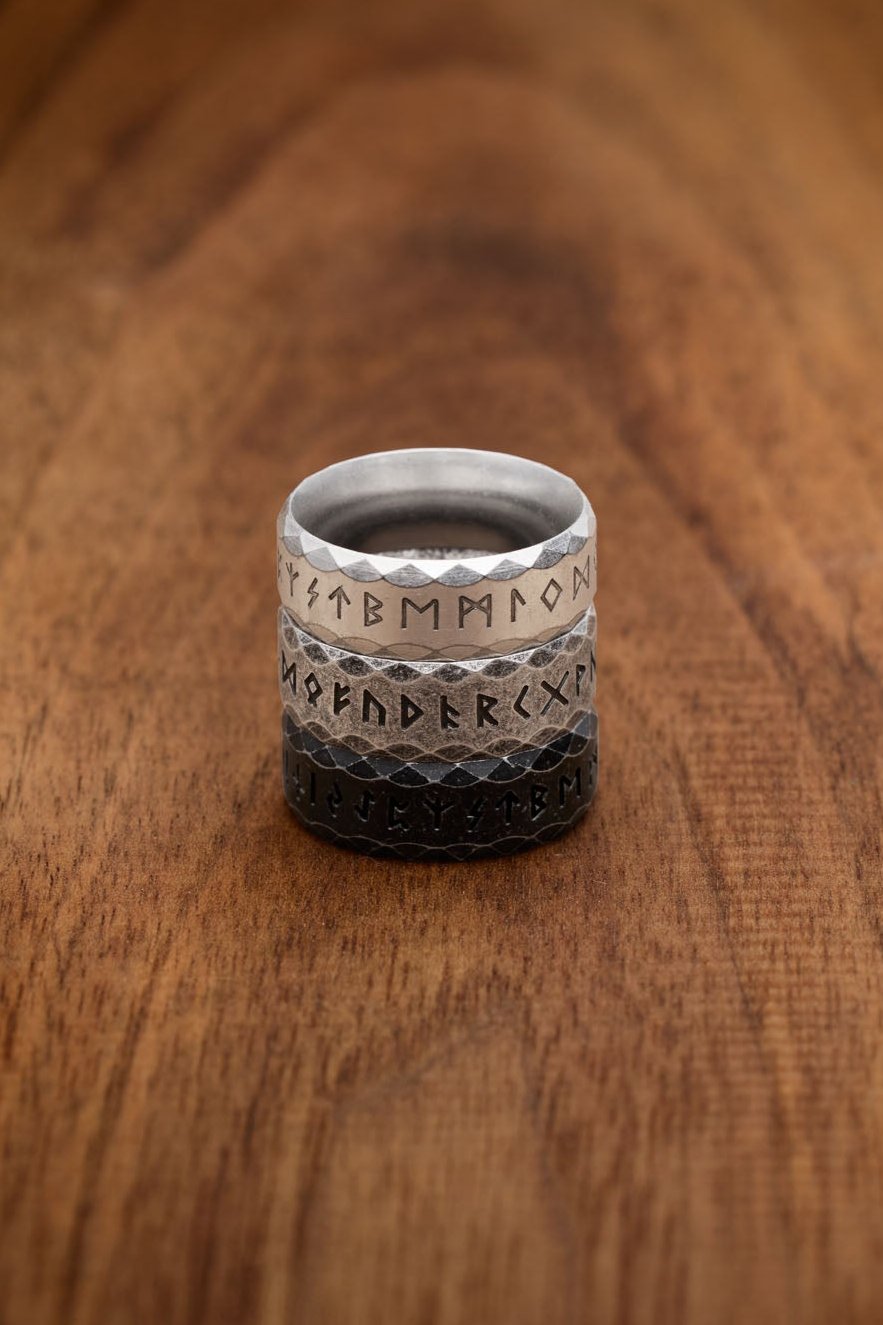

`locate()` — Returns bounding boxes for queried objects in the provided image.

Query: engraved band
[277,449,596,659]
[282,711,598,860]
[279,605,596,761]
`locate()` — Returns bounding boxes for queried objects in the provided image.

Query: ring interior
[290,450,583,556]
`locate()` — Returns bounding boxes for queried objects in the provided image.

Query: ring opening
[290,450,583,557]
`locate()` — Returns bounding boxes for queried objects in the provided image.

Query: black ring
[282,712,598,860]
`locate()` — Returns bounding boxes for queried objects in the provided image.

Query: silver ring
[277,448,596,659]
[279,605,596,761]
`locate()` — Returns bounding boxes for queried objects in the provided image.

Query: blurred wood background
[2,1,883,1322]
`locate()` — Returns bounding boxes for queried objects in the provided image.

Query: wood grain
[2,1,882,1322]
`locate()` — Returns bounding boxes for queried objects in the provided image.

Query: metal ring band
[282,711,599,860]
[277,449,596,659]
[279,605,596,761]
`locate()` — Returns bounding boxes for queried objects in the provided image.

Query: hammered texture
[290,716,591,762]
[278,606,596,759]
[285,710,597,783]
[276,539,597,659]
[282,712,598,860]
[284,809,593,862]
[277,453,599,852]
[277,490,595,587]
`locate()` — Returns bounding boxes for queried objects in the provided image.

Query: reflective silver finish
[277,449,596,659]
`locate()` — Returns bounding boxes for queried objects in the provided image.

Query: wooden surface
[2,1,883,1322]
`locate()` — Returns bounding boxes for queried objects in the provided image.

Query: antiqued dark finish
[282,711,597,858]
[2,2,883,1324]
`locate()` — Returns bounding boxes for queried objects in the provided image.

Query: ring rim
[277,448,596,660]
[278,448,595,588]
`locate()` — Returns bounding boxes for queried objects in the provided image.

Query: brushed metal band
[279,606,596,761]
[282,711,598,860]
[277,449,596,659]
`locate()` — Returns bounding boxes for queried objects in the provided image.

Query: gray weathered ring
[279,605,596,761]
[277,449,596,659]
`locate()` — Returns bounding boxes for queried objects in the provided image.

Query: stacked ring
[276,449,598,858]
[281,710,598,861]
[278,606,596,761]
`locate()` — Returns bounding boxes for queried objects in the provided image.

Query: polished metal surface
[277,449,596,659]
[276,447,600,853]
[279,605,596,761]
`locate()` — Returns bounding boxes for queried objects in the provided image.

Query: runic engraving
[355,790,375,822]
[286,753,302,797]
[558,767,583,805]
[440,696,460,730]
[285,561,299,596]
[282,725,596,851]
[305,672,323,706]
[476,694,499,728]
[573,557,592,598]
[539,670,570,715]
[333,681,351,714]
[387,797,409,830]
[575,663,586,696]
[422,789,456,831]
[540,578,563,611]
[514,686,531,718]
[307,577,320,609]
[401,695,424,729]
[277,549,282,583]
[362,690,386,727]
[401,597,439,630]
[466,796,485,830]
[497,789,520,825]
[281,653,297,695]
[510,588,526,623]
[328,585,351,619]
[459,593,492,628]
[364,591,384,627]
